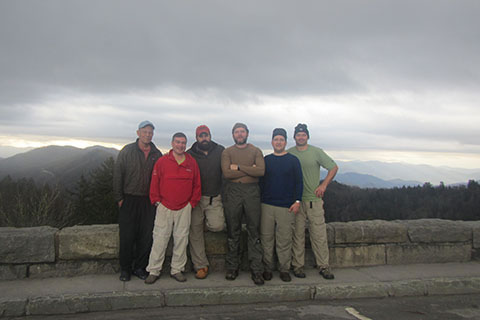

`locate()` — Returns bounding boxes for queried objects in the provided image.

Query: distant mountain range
[331,171,423,189]
[0,145,118,188]
[334,160,480,187]
[0,145,479,189]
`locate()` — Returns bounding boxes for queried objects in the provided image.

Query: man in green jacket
[288,123,338,280]
[113,120,162,282]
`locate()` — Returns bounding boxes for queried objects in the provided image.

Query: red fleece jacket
[149,150,201,210]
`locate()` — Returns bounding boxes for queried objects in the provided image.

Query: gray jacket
[113,139,162,202]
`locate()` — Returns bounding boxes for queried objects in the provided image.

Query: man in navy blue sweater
[259,128,303,282]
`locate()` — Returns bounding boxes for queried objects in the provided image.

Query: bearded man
[221,123,265,285]
[186,125,225,279]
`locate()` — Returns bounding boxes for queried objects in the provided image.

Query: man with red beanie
[186,125,225,279]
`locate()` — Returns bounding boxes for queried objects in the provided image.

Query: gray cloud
[2,0,479,102]
[1,0,480,167]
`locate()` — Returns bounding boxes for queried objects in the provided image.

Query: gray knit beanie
[232,122,249,134]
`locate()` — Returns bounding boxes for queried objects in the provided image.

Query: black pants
[118,195,155,272]
[223,182,264,273]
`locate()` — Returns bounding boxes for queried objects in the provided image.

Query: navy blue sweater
[260,153,303,208]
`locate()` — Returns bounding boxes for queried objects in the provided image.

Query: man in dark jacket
[186,125,225,279]
[113,120,162,282]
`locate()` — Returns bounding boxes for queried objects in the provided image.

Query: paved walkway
[1,261,480,317]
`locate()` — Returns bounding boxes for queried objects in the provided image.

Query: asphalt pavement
[1,261,480,318]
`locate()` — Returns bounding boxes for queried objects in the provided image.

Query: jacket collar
[189,140,218,155]
[135,138,159,153]
[166,149,190,165]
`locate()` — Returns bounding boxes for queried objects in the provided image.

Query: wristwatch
[295,200,301,204]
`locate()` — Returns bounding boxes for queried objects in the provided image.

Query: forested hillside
[1,157,479,228]
[323,181,480,222]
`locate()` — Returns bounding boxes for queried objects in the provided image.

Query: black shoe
[132,268,149,280]
[280,272,291,282]
[251,272,264,285]
[263,271,273,281]
[319,267,335,280]
[225,269,239,281]
[293,268,306,278]
[119,270,131,282]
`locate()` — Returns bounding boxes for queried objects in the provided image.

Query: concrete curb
[2,277,480,317]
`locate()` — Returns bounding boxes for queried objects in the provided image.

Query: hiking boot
[293,268,306,278]
[251,272,264,285]
[225,269,239,281]
[319,267,334,280]
[280,272,292,282]
[132,268,148,280]
[263,271,273,281]
[195,267,209,280]
[170,272,187,282]
[144,274,159,284]
[119,270,131,282]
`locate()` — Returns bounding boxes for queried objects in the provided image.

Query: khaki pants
[146,203,191,276]
[189,195,225,270]
[260,203,295,273]
[292,200,329,271]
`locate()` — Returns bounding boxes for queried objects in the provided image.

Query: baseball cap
[138,120,155,130]
[196,125,211,137]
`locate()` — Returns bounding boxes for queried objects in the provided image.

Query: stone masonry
[0,219,479,280]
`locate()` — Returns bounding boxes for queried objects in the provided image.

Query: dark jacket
[113,139,162,202]
[187,140,224,197]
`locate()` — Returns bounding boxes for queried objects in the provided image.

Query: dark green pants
[223,182,264,273]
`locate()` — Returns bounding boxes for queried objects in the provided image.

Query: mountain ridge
[0,145,478,188]
[0,145,119,187]
[335,160,480,186]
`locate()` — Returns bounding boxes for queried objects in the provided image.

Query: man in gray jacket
[186,125,225,279]
[113,120,162,281]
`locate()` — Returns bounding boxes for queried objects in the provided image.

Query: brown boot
[195,267,209,280]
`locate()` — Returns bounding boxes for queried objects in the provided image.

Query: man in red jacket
[145,132,201,284]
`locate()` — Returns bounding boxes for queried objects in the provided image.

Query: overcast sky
[1,0,479,168]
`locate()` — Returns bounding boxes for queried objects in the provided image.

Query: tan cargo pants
[188,195,225,270]
[260,203,295,272]
[146,202,191,276]
[291,199,329,271]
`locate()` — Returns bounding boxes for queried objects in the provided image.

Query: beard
[234,137,247,145]
[198,140,211,151]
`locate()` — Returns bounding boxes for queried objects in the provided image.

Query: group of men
[113,120,338,286]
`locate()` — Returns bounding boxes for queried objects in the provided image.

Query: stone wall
[1,219,479,280]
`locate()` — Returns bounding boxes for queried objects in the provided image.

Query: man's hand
[230,164,239,171]
[315,184,327,198]
[289,201,300,214]
[315,166,338,198]
[118,200,124,208]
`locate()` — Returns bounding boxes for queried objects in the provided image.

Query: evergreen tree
[89,157,117,224]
